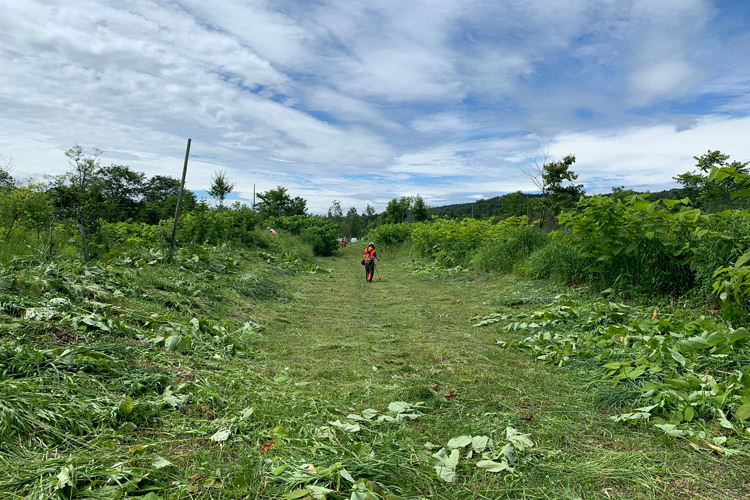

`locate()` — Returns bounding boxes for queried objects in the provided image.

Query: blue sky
[1,0,749,213]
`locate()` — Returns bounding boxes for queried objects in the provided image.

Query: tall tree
[98,164,145,221]
[543,154,583,213]
[676,150,750,211]
[344,206,361,238]
[141,175,197,224]
[49,145,106,260]
[411,195,428,222]
[208,169,235,209]
[256,186,307,219]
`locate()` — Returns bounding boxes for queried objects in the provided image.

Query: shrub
[271,215,338,256]
[411,216,528,267]
[368,223,412,247]
[558,195,701,294]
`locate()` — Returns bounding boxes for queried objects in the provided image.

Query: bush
[558,195,700,294]
[271,215,339,256]
[411,216,528,267]
[368,223,412,247]
[690,213,750,300]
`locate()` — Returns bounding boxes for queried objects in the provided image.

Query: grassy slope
[1,244,748,499]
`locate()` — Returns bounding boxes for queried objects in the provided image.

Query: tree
[675,150,750,211]
[344,206,361,238]
[520,147,581,226]
[0,183,52,239]
[382,196,412,224]
[141,175,197,224]
[543,154,583,213]
[327,200,343,219]
[411,195,428,222]
[256,186,307,219]
[208,169,235,209]
[98,164,145,221]
[0,154,14,189]
[49,145,107,260]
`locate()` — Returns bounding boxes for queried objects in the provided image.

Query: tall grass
[469,226,550,273]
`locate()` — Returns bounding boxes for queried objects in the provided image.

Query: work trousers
[364,260,375,282]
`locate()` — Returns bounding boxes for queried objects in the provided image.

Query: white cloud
[0,0,748,214]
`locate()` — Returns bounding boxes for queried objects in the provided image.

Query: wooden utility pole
[171,138,191,245]
[253,183,256,212]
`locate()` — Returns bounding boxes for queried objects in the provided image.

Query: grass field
[1,244,748,499]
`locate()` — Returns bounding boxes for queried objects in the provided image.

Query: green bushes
[411,216,528,267]
[558,195,700,293]
[271,215,339,256]
[368,223,412,246]
[689,213,750,300]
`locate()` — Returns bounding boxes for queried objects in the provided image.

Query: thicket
[0,145,343,263]
[378,152,750,322]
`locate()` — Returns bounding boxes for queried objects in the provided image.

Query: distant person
[341,237,347,247]
[362,241,379,282]
[266,226,277,235]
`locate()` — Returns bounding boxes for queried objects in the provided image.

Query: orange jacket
[363,246,377,262]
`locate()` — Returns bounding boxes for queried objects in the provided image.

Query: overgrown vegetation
[3,145,750,498]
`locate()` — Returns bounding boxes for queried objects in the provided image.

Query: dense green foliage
[478,294,750,453]
[367,223,413,247]
[270,215,339,256]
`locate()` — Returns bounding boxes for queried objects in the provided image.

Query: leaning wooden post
[171,138,191,245]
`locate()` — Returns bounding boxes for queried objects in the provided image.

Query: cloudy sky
[1,0,749,213]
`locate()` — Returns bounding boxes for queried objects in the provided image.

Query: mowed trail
[249,247,747,499]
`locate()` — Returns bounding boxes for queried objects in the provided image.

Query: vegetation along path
[244,247,749,500]
[2,244,748,499]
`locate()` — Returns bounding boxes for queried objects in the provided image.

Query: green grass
[0,243,748,499]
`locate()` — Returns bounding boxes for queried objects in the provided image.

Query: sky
[1,0,749,214]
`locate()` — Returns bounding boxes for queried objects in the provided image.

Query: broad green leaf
[476,459,509,472]
[119,396,134,416]
[627,365,647,379]
[735,250,750,268]
[284,488,310,500]
[210,428,231,442]
[431,448,459,483]
[56,465,75,490]
[446,435,472,449]
[677,337,710,351]
[735,404,750,421]
[668,348,686,367]
[471,435,489,452]
[505,427,533,451]
[306,485,334,499]
[387,401,410,414]
[271,464,288,476]
[654,424,689,437]
[361,408,378,420]
[683,406,695,422]
[151,455,172,469]
[340,469,355,482]
[500,442,517,463]
[329,420,361,433]
[729,328,749,343]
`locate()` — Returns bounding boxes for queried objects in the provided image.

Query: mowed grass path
[247,247,748,500]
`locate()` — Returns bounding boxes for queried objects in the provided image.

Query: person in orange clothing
[362,242,379,282]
